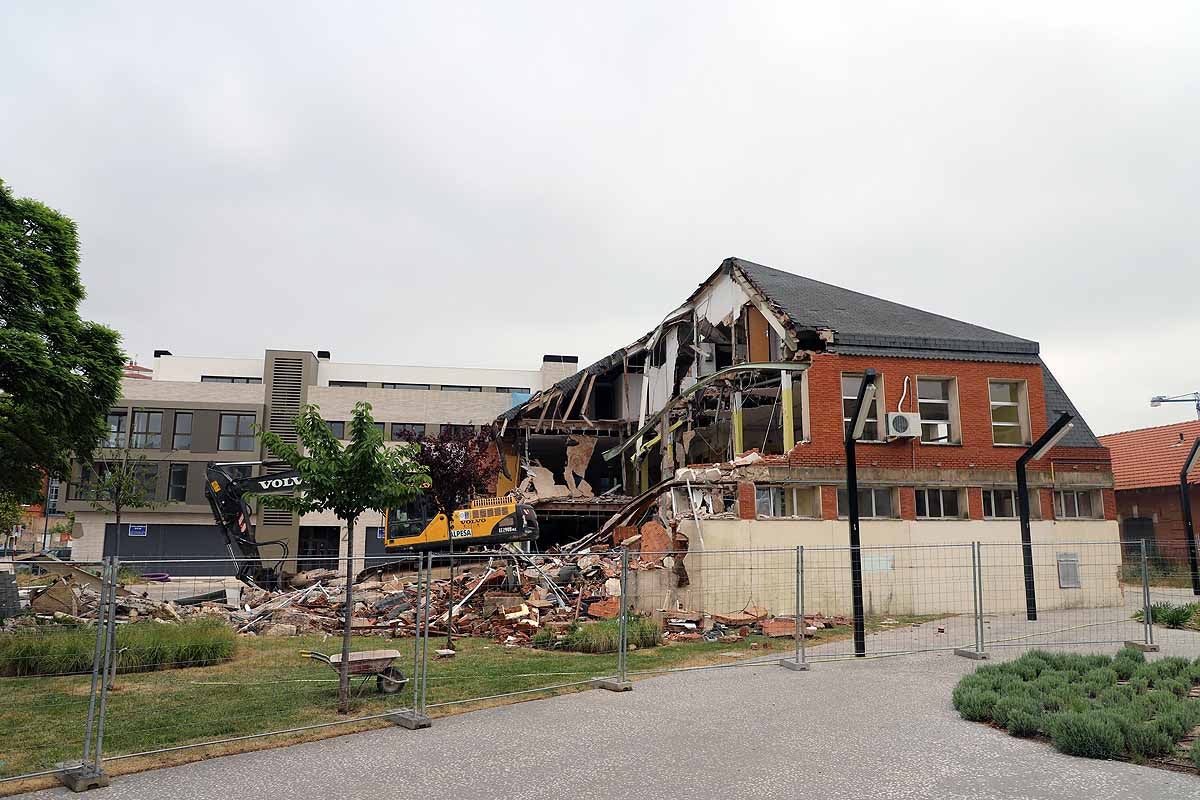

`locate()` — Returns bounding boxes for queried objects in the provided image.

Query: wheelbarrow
[301,649,408,695]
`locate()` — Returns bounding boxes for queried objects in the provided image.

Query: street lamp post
[845,369,878,658]
[1179,437,1200,596]
[1016,412,1074,621]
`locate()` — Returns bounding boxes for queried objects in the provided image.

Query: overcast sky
[3,3,1197,435]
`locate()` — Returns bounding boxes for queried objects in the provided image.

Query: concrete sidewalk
[22,641,1200,800]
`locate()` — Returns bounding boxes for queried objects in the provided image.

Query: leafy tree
[257,401,427,714]
[0,493,23,548]
[82,446,164,557]
[0,179,124,501]
[399,427,499,647]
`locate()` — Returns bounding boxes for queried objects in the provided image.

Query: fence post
[1124,539,1160,652]
[61,559,114,791]
[975,542,987,656]
[955,543,989,660]
[390,553,432,729]
[597,548,633,692]
[782,545,809,671]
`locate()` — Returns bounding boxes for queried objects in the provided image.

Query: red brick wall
[820,485,838,521]
[1113,485,1200,553]
[967,487,984,520]
[737,481,757,520]
[797,352,1111,475]
[898,486,916,520]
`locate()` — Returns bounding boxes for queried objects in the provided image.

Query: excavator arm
[204,463,304,590]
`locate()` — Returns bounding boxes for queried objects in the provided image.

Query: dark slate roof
[498,347,630,422]
[731,258,1039,356]
[1040,362,1101,448]
[833,345,1041,365]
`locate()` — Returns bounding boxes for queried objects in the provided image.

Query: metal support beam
[732,391,745,456]
[1180,437,1200,596]
[781,371,796,452]
[845,369,876,658]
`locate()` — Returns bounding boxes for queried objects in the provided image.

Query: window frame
[172,412,193,450]
[326,420,346,439]
[914,487,964,519]
[496,387,532,394]
[916,375,960,445]
[390,423,426,440]
[328,380,368,388]
[218,412,257,451]
[836,487,897,519]
[200,375,262,384]
[441,385,482,393]
[167,463,189,502]
[989,379,1030,447]
[130,410,163,449]
[104,411,128,448]
[381,383,430,391]
[981,488,1018,519]
[841,372,885,442]
[1054,489,1102,520]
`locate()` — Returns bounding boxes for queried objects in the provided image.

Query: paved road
[23,635,1200,800]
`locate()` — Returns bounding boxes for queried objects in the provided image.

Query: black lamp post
[1179,437,1200,596]
[1016,411,1074,622]
[845,369,878,658]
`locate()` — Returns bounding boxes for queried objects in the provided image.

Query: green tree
[0,493,23,547]
[0,179,124,501]
[257,401,427,714]
[82,446,164,557]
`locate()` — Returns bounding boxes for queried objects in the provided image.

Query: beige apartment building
[62,349,577,571]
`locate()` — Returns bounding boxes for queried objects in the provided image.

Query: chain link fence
[1,537,1194,790]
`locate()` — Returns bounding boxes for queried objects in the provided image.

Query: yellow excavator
[383,495,538,553]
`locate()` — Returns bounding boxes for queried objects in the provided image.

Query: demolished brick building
[495,257,1116,576]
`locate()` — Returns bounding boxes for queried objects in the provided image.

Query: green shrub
[1192,738,1200,769]
[953,686,999,722]
[1112,657,1140,681]
[1097,684,1135,707]
[994,694,1042,734]
[1136,601,1199,629]
[0,619,234,677]
[1047,711,1126,759]
[1116,645,1146,664]
[1125,721,1174,759]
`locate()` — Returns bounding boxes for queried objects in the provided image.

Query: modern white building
[63,349,578,571]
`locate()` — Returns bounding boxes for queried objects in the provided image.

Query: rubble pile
[9,544,839,649]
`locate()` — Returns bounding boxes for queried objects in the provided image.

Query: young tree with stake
[257,402,426,714]
[84,445,164,558]
[398,427,498,649]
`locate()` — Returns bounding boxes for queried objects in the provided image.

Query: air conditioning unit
[886,412,921,438]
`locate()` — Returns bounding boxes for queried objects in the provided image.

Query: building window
[441,423,476,436]
[373,422,385,435]
[391,423,426,440]
[989,380,1029,445]
[172,412,193,449]
[132,463,159,499]
[1055,489,1101,519]
[982,488,1018,519]
[496,387,531,394]
[326,420,346,439]
[756,486,818,517]
[103,412,128,448]
[917,377,958,444]
[226,464,253,481]
[168,463,189,502]
[442,385,481,393]
[218,413,256,451]
[200,375,262,384]
[382,383,430,390]
[46,477,61,514]
[836,487,896,518]
[130,411,163,448]
[841,373,883,441]
[915,488,963,519]
[329,380,368,388]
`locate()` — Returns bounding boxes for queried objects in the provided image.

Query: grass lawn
[954,647,1200,769]
[0,616,862,791]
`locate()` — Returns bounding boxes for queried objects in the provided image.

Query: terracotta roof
[1097,420,1200,491]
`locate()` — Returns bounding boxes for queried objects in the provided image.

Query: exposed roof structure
[729,257,1039,356]
[503,257,1100,450]
[1098,420,1200,491]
